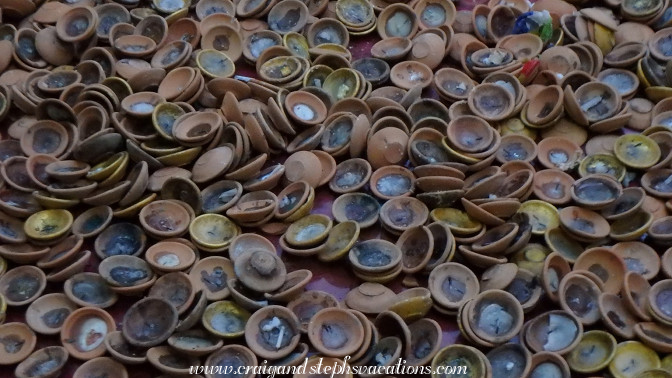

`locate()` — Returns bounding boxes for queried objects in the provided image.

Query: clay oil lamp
[189,214,240,252]
[566,330,617,374]
[64,272,118,309]
[331,193,380,228]
[275,181,314,222]
[283,214,332,250]
[574,248,626,295]
[532,169,574,205]
[558,206,610,242]
[431,345,490,378]
[609,341,661,378]
[98,254,154,293]
[524,310,583,354]
[94,222,147,259]
[486,343,532,378]
[578,154,626,182]
[146,345,199,375]
[73,357,128,378]
[105,331,147,365]
[466,290,523,345]
[405,317,442,367]
[25,293,78,335]
[0,266,46,306]
[307,307,364,358]
[284,91,327,127]
[387,287,433,321]
[145,240,196,274]
[496,134,538,163]
[471,222,519,256]
[24,209,73,244]
[201,180,243,215]
[0,242,50,265]
[317,221,360,263]
[138,200,191,239]
[642,169,672,198]
[283,151,323,189]
[264,269,313,303]
[467,83,515,122]
[201,300,250,338]
[228,234,275,262]
[148,272,195,315]
[204,344,257,378]
[379,197,429,235]
[188,256,234,301]
[60,307,116,360]
[226,190,277,227]
[244,305,300,360]
[609,210,653,241]
[122,297,178,348]
[621,271,652,322]
[537,137,583,171]
[648,279,672,326]
[571,174,622,209]
[348,239,402,278]
[35,235,84,271]
[612,242,660,281]
[14,346,69,378]
[234,249,287,293]
[558,271,603,326]
[518,200,560,237]
[613,134,662,170]
[0,322,37,365]
[599,187,646,222]
[19,123,68,158]
[634,322,672,354]
[369,166,415,200]
[566,82,621,126]
[72,205,113,239]
[344,283,396,315]
[287,290,340,333]
[599,293,638,340]
[598,68,640,99]
[528,351,571,378]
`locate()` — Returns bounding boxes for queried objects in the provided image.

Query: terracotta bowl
[60,307,116,360]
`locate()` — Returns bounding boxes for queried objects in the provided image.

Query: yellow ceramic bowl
[518,200,560,235]
[113,193,157,218]
[431,345,488,378]
[567,330,617,373]
[189,214,240,250]
[156,146,202,166]
[317,220,359,262]
[430,208,483,235]
[201,300,251,338]
[32,191,80,209]
[87,152,127,181]
[613,134,661,169]
[609,341,660,378]
[24,209,73,241]
[578,154,627,182]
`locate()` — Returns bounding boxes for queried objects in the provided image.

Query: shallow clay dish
[73,357,128,378]
[189,256,235,301]
[307,307,365,358]
[379,197,429,234]
[64,272,118,309]
[0,266,46,306]
[15,346,69,378]
[25,293,78,335]
[122,297,178,348]
[60,307,116,360]
[0,322,37,365]
[332,193,380,228]
[244,305,301,360]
